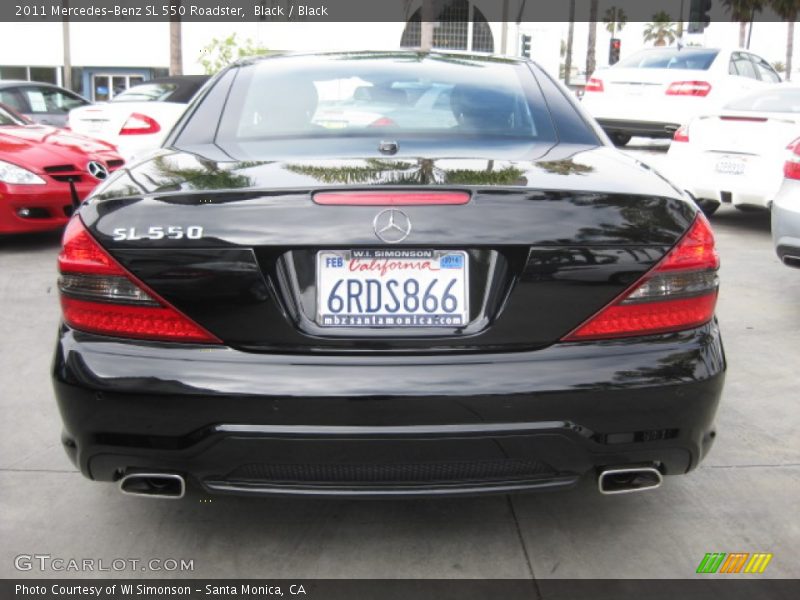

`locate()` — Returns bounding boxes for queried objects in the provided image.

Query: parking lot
[1,141,798,580]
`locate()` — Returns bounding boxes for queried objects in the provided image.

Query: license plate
[316,249,469,328]
[81,120,108,134]
[715,157,746,175]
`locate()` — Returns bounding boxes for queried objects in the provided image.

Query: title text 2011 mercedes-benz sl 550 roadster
[52,51,725,499]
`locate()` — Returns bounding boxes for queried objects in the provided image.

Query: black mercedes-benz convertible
[52,51,724,499]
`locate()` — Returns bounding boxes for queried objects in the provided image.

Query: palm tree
[603,6,627,36]
[564,0,575,84]
[721,1,764,47]
[770,0,799,81]
[420,0,439,51]
[62,1,72,90]
[151,155,255,191]
[285,159,525,186]
[586,0,599,79]
[643,12,678,47]
[169,0,182,75]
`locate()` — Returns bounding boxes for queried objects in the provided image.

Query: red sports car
[0,103,123,234]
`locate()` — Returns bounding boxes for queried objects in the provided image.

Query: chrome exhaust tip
[119,473,186,499]
[598,466,663,495]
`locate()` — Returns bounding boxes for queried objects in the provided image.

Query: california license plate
[316,249,469,328]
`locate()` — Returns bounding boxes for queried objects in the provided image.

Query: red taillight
[57,218,219,343]
[313,191,471,206]
[119,113,161,135]
[58,218,125,275]
[784,137,800,180]
[585,78,604,93]
[673,125,690,143]
[666,81,712,97]
[563,215,719,341]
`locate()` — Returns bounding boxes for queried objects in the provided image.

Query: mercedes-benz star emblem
[373,209,412,244]
[86,161,109,181]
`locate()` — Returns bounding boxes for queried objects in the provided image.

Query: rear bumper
[52,322,726,497]
[685,187,771,210]
[664,148,782,210]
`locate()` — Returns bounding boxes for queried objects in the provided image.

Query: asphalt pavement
[1,140,798,579]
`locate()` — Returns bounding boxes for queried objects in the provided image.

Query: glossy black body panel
[87,177,692,248]
[82,149,692,351]
[111,241,669,352]
[88,144,685,209]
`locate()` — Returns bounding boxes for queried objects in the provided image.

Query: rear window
[724,88,800,113]
[112,83,178,103]
[616,49,719,70]
[216,55,555,142]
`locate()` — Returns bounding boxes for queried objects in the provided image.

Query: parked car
[68,76,209,162]
[0,80,91,128]
[664,85,800,215]
[0,103,123,234]
[772,139,800,268]
[581,47,782,146]
[52,51,724,500]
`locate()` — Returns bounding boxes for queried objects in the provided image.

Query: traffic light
[609,38,621,65]
[688,0,712,34]
[520,34,531,58]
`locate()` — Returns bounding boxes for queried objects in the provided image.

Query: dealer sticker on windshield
[316,249,469,328]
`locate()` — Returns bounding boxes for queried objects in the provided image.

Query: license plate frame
[316,249,469,329]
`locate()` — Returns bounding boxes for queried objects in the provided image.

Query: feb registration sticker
[316,249,469,328]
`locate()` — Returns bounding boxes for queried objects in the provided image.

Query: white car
[581,47,781,146]
[68,76,208,162]
[663,85,800,215]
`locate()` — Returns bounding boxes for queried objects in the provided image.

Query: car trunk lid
[77,146,695,354]
[689,112,800,156]
[594,67,705,98]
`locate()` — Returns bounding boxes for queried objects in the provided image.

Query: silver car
[0,80,90,127]
[772,144,800,268]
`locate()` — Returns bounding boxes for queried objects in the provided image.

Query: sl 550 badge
[112,226,204,241]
